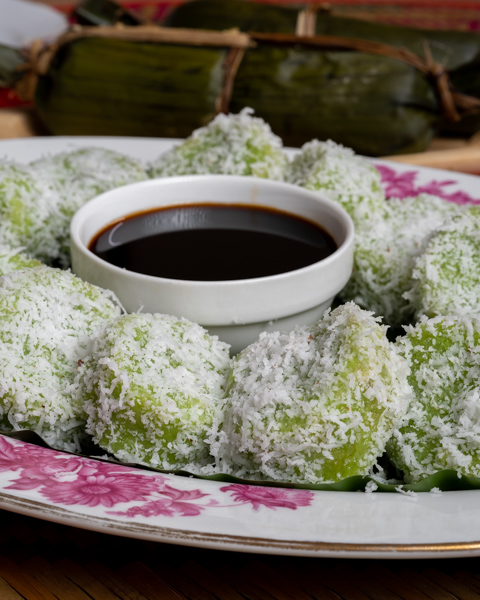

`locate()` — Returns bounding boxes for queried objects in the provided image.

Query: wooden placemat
[2,508,480,600]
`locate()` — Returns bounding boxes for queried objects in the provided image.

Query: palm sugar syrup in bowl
[88,203,338,282]
[70,175,355,354]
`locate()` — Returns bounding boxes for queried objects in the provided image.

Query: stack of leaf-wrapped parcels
[8,0,480,155]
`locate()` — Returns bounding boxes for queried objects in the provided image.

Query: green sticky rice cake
[149,108,288,180]
[388,315,480,483]
[406,207,480,318]
[0,162,63,264]
[30,146,148,205]
[30,147,149,267]
[0,244,42,276]
[340,194,462,328]
[0,266,121,452]
[81,313,231,471]
[211,302,411,484]
[285,139,387,226]
[284,142,463,328]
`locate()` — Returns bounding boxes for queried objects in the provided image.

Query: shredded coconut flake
[80,313,231,471]
[388,314,480,483]
[0,265,121,451]
[407,208,480,318]
[286,139,386,227]
[395,486,417,497]
[149,108,288,180]
[211,302,411,484]
[341,194,463,327]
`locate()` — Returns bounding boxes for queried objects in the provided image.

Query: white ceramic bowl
[70,175,354,354]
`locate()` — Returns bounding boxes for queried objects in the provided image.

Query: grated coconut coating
[30,147,149,267]
[388,315,480,483]
[211,302,411,484]
[0,266,121,452]
[406,207,480,318]
[340,194,463,328]
[148,108,288,180]
[0,244,42,276]
[285,139,387,227]
[0,161,64,265]
[80,313,232,471]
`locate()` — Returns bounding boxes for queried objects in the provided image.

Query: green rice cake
[0,244,42,276]
[212,302,411,483]
[0,266,121,452]
[407,208,480,318]
[149,108,288,180]
[81,313,231,471]
[30,147,148,267]
[340,194,462,327]
[388,315,480,483]
[286,139,387,226]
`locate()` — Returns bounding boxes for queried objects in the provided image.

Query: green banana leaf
[34,32,439,155]
[0,43,24,88]
[166,0,480,83]
[35,37,225,139]
[5,0,476,152]
[167,0,480,137]
[165,0,298,34]
[4,430,480,493]
[229,44,438,154]
[73,0,143,26]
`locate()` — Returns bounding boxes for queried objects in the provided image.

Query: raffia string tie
[422,40,459,122]
[296,3,330,37]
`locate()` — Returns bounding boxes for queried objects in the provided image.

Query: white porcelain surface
[2,433,480,559]
[0,0,68,48]
[70,175,354,354]
[1,137,480,558]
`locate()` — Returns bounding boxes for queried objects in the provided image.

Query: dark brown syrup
[89,203,337,281]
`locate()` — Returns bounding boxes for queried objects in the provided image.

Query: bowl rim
[70,174,355,289]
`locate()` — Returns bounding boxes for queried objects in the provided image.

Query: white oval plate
[1,136,480,559]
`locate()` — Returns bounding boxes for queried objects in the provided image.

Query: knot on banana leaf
[422,40,461,122]
[14,38,59,102]
[296,4,331,37]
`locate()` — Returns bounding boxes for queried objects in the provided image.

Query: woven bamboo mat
[1,509,480,600]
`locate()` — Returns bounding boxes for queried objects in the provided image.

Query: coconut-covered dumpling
[149,108,288,180]
[81,313,231,471]
[0,244,42,276]
[0,266,121,452]
[211,303,411,484]
[30,146,148,205]
[388,315,480,483]
[285,139,386,226]
[406,207,480,318]
[0,162,63,263]
[340,194,462,328]
[30,147,148,266]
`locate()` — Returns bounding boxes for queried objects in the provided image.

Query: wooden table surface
[2,508,480,600]
[1,108,480,599]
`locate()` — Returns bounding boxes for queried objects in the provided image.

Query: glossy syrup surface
[89,203,337,281]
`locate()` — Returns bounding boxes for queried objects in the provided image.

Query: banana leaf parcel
[26,3,480,156]
[167,0,480,137]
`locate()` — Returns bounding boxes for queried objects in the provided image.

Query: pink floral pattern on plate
[376,164,480,205]
[220,484,313,511]
[0,436,314,519]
